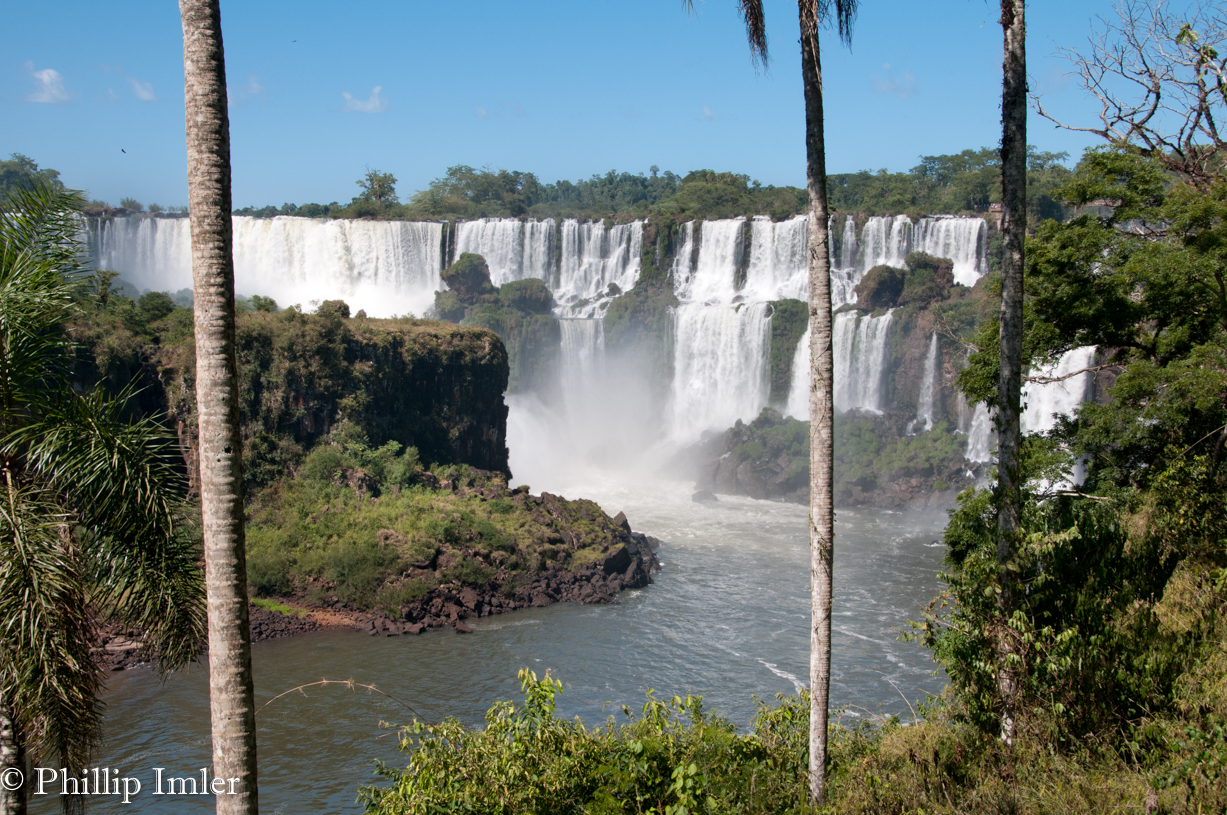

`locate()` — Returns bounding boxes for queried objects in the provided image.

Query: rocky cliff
[70,302,511,489]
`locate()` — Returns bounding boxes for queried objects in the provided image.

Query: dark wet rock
[692,489,719,503]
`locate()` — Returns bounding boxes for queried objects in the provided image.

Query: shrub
[853,265,904,310]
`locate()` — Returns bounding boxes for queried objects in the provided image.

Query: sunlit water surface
[45,466,949,814]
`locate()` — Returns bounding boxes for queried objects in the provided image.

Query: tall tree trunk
[178,2,259,812]
[799,0,834,804]
[996,0,1027,747]
[0,696,26,815]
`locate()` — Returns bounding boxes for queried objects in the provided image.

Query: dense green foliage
[853,253,956,312]
[833,418,968,501]
[246,431,637,614]
[829,146,1072,222]
[227,145,1073,223]
[909,147,1227,810]
[0,152,62,196]
[362,670,819,815]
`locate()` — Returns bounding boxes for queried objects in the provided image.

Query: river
[38,418,952,814]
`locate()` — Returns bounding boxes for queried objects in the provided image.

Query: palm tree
[996,0,1026,746]
[711,0,858,803]
[0,179,204,815]
[178,1,259,812]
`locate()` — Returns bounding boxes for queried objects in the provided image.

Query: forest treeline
[221,145,1074,223]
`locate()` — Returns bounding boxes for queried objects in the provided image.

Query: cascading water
[91,212,996,448]
[856,214,988,288]
[907,333,939,435]
[673,218,744,302]
[859,215,913,270]
[559,318,606,405]
[743,215,807,301]
[785,327,811,420]
[964,404,994,463]
[555,220,643,316]
[90,215,444,317]
[912,217,988,287]
[669,302,772,441]
[1021,347,1097,435]
[959,347,1098,468]
[667,218,773,442]
[453,218,556,287]
[832,310,894,414]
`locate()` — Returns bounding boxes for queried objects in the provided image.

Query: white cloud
[342,86,388,113]
[127,77,157,102]
[700,104,719,122]
[229,75,266,107]
[871,63,918,100]
[475,105,489,119]
[24,62,70,103]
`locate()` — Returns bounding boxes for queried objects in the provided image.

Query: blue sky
[3,0,1113,209]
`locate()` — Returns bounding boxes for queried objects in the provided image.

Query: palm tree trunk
[996,0,1027,747]
[178,2,259,812]
[0,695,26,815]
[799,0,835,804]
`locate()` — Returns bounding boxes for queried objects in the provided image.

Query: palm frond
[818,0,859,47]
[7,389,204,670]
[0,177,89,273]
[0,246,77,425]
[0,474,100,789]
[738,0,769,68]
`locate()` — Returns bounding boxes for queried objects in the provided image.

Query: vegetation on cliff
[767,298,808,404]
[686,409,973,508]
[70,292,511,489]
[246,427,659,621]
[433,253,561,394]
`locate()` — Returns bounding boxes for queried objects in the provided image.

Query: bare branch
[1033,0,1227,187]
[1023,363,1119,385]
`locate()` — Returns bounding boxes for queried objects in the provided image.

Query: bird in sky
[121,149,126,153]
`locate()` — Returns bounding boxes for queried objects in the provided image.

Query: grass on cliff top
[245,431,620,615]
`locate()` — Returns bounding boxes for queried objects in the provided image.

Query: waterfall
[674,218,744,302]
[832,310,895,414]
[744,215,808,301]
[91,211,993,450]
[669,302,772,441]
[90,215,444,317]
[907,333,939,434]
[453,218,555,286]
[789,310,895,420]
[1022,346,1097,434]
[839,215,858,270]
[785,326,811,420]
[964,404,994,463]
[555,220,642,316]
[854,214,987,288]
[559,318,606,408]
[666,217,770,441]
[912,217,988,287]
[859,215,913,270]
[960,347,1097,468]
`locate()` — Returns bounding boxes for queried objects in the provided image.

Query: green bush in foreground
[361,669,814,815]
[361,672,1224,814]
